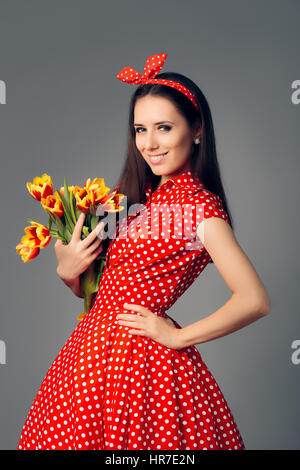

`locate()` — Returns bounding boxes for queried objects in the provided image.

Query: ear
[193,122,202,141]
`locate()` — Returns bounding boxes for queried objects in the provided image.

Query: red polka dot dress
[17,170,245,450]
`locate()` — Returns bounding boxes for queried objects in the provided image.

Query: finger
[85,235,103,256]
[118,314,139,320]
[72,212,86,241]
[86,244,103,264]
[82,221,105,248]
[87,238,103,256]
[118,320,143,329]
[123,303,147,315]
[128,328,145,335]
[123,303,136,310]
[93,245,103,258]
[54,239,63,248]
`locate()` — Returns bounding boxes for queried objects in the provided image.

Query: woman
[17,53,270,450]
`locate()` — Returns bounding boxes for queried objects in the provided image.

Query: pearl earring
[194,137,200,144]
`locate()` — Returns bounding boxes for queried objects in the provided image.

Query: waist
[93,295,168,318]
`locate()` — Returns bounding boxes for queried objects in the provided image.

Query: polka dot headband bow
[116,52,200,112]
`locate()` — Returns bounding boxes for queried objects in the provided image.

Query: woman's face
[134,95,199,184]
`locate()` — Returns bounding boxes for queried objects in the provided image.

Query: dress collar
[144,170,204,200]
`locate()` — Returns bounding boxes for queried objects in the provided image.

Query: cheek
[135,138,147,160]
[171,135,191,154]
[135,135,143,150]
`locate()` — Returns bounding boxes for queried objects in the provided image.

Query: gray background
[0,0,299,450]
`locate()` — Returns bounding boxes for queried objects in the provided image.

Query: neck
[158,166,192,187]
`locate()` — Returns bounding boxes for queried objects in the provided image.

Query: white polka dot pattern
[116,53,200,112]
[17,170,245,450]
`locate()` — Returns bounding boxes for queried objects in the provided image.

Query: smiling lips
[148,151,168,164]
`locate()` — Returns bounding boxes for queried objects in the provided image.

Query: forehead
[134,95,181,122]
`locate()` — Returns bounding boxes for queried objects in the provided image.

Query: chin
[149,167,165,175]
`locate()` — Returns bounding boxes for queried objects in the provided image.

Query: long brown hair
[113,72,234,262]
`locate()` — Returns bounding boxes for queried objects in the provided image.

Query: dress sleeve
[182,190,231,252]
[197,191,230,224]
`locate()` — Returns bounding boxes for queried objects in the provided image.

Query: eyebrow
[133,120,175,126]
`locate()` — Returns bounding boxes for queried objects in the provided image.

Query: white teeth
[151,155,163,160]
[149,152,167,161]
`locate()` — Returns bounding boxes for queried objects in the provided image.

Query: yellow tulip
[59,185,76,197]
[99,190,125,212]
[26,221,51,247]
[41,191,64,217]
[81,178,125,213]
[16,243,40,263]
[83,178,111,206]
[26,173,53,201]
[84,177,109,192]
[16,220,51,259]
[73,187,94,212]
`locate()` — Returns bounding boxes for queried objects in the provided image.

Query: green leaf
[64,177,69,208]
[75,206,82,219]
[59,191,71,214]
[53,213,64,231]
[95,259,105,285]
[63,224,72,243]
[49,229,62,240]
[90,214,99,231]
[57,189,75,231]
[53,213,66,241]
[82,226,90,238]
[50,213,56,223]
[85,212,90,227]
[47,215,53,231]
[69,189,77,225]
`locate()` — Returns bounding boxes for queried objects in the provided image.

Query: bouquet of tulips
[16,173,124,321]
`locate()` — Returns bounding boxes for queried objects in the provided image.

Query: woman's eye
[135,125,171,133]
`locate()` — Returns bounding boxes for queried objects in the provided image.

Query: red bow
[116,53,168,85]
[116,52,200,111]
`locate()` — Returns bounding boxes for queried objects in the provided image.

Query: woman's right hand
[55,212,105,282]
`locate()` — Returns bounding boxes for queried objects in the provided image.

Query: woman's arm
[56,269,84,298]
[179,217,271,348]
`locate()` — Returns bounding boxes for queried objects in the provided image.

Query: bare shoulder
[196,215,234,248]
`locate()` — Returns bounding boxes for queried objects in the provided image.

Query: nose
[144,130,159,150]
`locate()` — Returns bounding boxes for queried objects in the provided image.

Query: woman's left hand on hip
[116,303,184,350]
